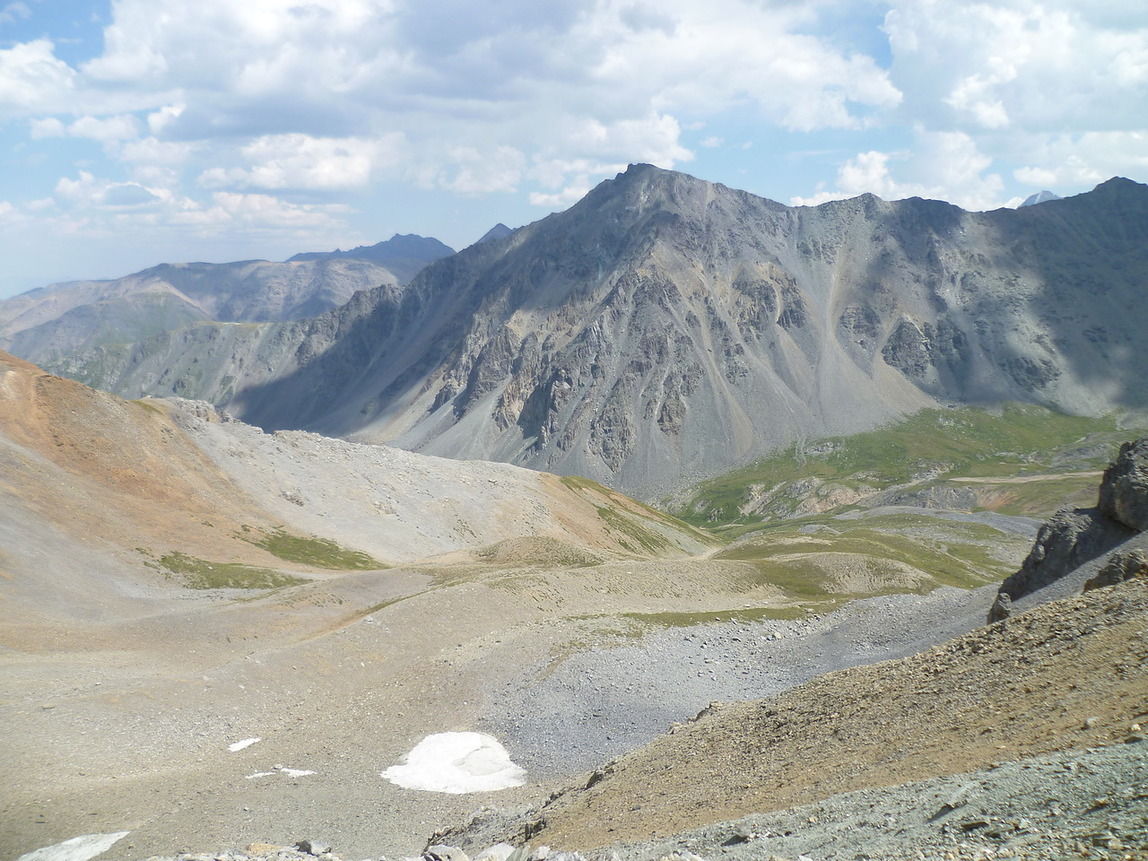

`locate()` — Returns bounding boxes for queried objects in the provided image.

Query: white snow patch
[17,832,130,861]
[228,737,261,751]
[382,731,526,794]
[245,766,313,778]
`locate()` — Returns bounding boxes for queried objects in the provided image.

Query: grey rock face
[35,168,1148,500]
[995,507,1135,603]
[1098,438,1148,531]
[987,591,1012,623]
[991,439,1148,618]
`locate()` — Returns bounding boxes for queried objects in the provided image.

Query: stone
[296,842,333,857]
[1097,439,1148,531]
[988,592,1012,623]
[994,506,1134,606]
[424,847,470,861]
[1084,549,1148,591]
[472,845,516,861]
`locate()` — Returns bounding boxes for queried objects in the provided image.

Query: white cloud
[68,114,143,143]
[54,171,165,210]
[885,0,1148,134]
[0,2,32,26]
[174,192,351,235]
[18,0,906,206]
[29,116,66,138]
[197,133,406,192]
[792,131,1006,211]
[1013,131,1148,187]
[0,40,76,115]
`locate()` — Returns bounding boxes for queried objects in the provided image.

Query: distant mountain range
[16,166,1148,499]
[0,234,454,368]
[286,233,455,283]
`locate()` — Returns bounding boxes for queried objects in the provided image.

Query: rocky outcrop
[992,439,1148,615]
[1097,439,1148,531]
[1084,548,1148,591]
[35,168,1148,500]
[995,507,1135,602]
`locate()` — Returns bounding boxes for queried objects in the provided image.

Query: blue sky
[0,0,1145,298]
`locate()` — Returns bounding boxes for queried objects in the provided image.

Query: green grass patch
[239,527,384,570]
[157,551,306,590]
[618,606,813,627]
[595,505,671,554]
[562,474,718,548]
[680,404,1143,528]
[713,512,1027,599]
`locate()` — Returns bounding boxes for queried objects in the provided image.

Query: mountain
[38,166,1148,500]
[1019,189,1062,207]
[0,235,452,370]
[475,223,514,244]
[286,233,455,283]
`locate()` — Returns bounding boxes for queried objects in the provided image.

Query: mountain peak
[1019,190,1061,207]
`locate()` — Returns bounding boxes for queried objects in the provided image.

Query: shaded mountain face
[0,237,452,369]
[43,166,1148,500]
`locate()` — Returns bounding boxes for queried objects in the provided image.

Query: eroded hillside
[43,167,1148,500]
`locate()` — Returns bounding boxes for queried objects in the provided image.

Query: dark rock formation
[1097,439,1148,531]
[991,439,1148,617]
[996,507,1135,603]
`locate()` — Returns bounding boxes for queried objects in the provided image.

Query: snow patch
[382,731,526,794]
[229,737,261,751]
[245,765,314,778]
[17,832,130,861]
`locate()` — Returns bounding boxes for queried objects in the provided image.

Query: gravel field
[483,584,1001,776]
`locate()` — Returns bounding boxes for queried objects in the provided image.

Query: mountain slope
[0,234,454,368]
[0,349,710,625]
[42,167,1148,500]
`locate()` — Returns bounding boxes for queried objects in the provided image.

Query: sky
[0,0,1145,298]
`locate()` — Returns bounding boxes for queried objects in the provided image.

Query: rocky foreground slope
[43,167,1148,500]
[420,445,1148,859]
[4,351,1146,861]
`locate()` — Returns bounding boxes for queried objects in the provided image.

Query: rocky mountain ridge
[0,234,453,371]
[40,166,1148,500]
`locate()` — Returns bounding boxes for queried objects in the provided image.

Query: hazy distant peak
[286,233,455,283]
[1019,190,1062,207]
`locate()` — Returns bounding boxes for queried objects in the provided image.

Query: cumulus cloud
[2,0,1145,291]
[198,134,403,192]
[792,131,1006,211]
[885,0,1148,134]
[54,172,166,210]
[0,39,76,115]
[12,0,907,204]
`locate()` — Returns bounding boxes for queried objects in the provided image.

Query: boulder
[1098,439,1148,531]
[987,592,1012,623]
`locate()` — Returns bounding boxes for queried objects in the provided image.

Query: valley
[2,169,1148,861]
